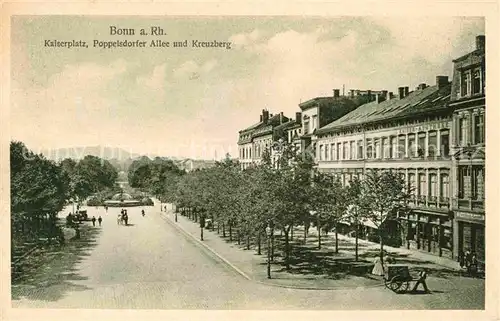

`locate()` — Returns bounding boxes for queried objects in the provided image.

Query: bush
[141,198,154,206]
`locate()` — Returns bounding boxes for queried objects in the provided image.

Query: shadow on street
[11,224,101,302]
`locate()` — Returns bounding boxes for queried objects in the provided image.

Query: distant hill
[40,146,143,161]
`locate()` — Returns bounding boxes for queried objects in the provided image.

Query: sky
[10,16,484,160]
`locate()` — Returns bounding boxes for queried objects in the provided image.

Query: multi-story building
[314,76,454,258]
[449,35,485,263]
[237,109,290,169]
[294,89,376,157]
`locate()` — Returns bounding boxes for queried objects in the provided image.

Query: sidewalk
[159,210,385,290]
[334,233,461,272]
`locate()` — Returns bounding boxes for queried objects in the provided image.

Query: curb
[159,212,252,281]
[159,212,386,291]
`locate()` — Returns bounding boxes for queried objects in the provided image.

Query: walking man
[411,270,430,293]
[98,216,102,226]
[91,216,96,227]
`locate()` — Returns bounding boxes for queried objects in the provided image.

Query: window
[408,134,416,157]
[357,140,364,159]
[337,142,341,160]
[440,130,450,157]
[472,69,482,95]
[440,174,449,198]
[408,173,416,196]
[325,144,330,160]
[343,142,348,160]
[304,121,309,135]
[417,133,426,157]
[459,116,469,145]
[391,137,397,159]
[319,145,324,161]
[461,70,471,97]
[429,174,437,197]
[312,115,318,131]
[418,173,426,196]
[350,141,356,159]
[458,166,469,199]
[366,139,373,158]
[382,137,390,158]
[331,143,336,160]
[428,131,437,157]
[474,113,485,144]
[398,135,406,158]
[472,166,485,200]
[374,139,380,159]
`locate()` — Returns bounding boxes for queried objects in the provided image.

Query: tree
[362,169,411,264]
[345,176,369,261]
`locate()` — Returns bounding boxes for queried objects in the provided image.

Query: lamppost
[266,222,272,279]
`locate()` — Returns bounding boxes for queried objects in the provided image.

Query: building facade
[314,76,455,258]
[238,109,290,170]
[449,35,486,263]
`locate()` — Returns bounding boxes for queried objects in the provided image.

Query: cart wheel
[397,281,409,293]
[389,276,403,293]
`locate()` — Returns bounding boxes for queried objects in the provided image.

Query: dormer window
[460,67,483,97]
[460,70,471,97]
[472,68,482,95]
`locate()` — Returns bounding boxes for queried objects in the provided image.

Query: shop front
[399,210,453,259]
[454,211,485,263]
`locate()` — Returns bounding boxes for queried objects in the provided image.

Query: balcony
[453,198,485,212]
[439,196,450,205]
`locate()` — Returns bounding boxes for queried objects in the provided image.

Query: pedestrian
[469,252,478,277]
[372,256,384,276]
[459,250,465,269]
[105,205,108,213]
[98,216,102,226]
[465,249,472,274]
[164,205,167,212]
[117,214,121,225]
[411,270,430,293]
[91,216,96,227]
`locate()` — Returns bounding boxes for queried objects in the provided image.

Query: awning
[361,218,378,229]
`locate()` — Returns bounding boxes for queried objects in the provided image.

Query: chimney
[404,87,409,97]
[398,87,405,99]
[260,115,263,122]
[389,92,394,100]
[375,94,381,104]
[476,35,485,51]
[262,109,269,123]
[436,76,449,89]
[350,89,355,97]
[381,90,388,99]
[333,89,340,98]
[295,112,302,124]
[417,83,427,90]
[367,90,372,101]
[280,112,284,124]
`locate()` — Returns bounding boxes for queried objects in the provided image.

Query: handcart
[383,264,414,293]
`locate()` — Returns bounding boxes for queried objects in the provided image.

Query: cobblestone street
[11,204,485,310]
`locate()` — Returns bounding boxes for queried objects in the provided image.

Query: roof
[316,84,451,135]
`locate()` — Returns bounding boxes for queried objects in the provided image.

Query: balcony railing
[439,196,450,204]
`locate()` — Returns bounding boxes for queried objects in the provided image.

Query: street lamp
[266,223,272,279]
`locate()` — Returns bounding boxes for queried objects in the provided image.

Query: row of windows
[239,141,272,160]
[317,130,450,161]
[324,170,450,199]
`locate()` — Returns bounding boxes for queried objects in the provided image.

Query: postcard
[1,2,498,321]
